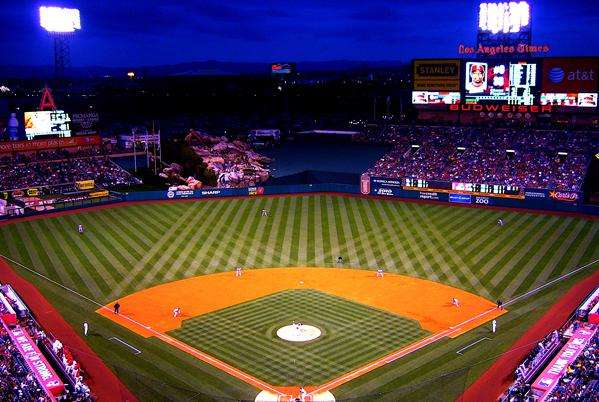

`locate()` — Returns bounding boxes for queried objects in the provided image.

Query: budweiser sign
[549,191,579,202]
[449,104,552,113]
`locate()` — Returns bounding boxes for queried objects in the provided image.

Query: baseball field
[0,194,598,401]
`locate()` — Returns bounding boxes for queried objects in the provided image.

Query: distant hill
[0,60,407,79]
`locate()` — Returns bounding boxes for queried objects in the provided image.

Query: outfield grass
[0,195,597,401]
[170,289,428,385]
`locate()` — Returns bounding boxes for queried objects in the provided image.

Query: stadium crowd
[362,126,599,191]
[545,331,599,401]
[503,287,599,402]
[0,285,92,401]
[0,325,51,401]
[0,155,140,191]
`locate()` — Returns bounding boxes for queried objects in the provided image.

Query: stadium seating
[362,126,599,192]
[502,287,599,401]
[0,154,140,191]
[0,284,93,401]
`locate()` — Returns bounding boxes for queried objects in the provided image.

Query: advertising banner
[413,59,461,91]
[449,194,472,204]
[542,58,598,93]
[532,326,597,398]
[248,187,265,196]
[548,191,579,202]
[76,180,95,191]
[4,324,64,398]
[166,189,195,199]
[0,135,101,154]
[71,112,99,136]
[89,190,109,198]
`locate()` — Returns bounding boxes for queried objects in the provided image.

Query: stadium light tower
[39,6,81,78]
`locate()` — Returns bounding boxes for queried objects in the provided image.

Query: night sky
[1,0,598,67]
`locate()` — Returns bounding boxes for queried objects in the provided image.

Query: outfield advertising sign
[166,189,195,199]
[449,194,472,204]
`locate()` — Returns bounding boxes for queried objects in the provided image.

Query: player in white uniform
[452,297,460,307]
[235,267,243,277]
[77,224,84,234]
[376,268,384,278]
[173,307,181,317]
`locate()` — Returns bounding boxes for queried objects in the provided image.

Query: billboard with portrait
[464,60,537,105]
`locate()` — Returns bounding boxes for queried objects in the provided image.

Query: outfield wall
[2,180,598,220]
[119,180,598,215]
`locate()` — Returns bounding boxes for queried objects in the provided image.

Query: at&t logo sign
[549,67,596,84]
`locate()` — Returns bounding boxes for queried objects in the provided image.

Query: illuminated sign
[548,191,579,202]
[464,61,537,105]
[76,180,95,191]
[412,91,461,105]
[271,63,295,74]
[541,93,598,108]
[542,58,598,93]
[24,111,71,140]
[458,43,550,55]
[449,104,552,113]
[478,2,530,34]
[39,6,81,33]
[413,60,460,91]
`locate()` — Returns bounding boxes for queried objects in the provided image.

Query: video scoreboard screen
[24,111,71,140]
[412,91,461,105]
[464,60,537,105]
[404,178,520,196]
[541,93,598,108]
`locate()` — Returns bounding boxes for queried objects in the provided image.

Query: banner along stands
[1,322,65,399]
[531,325,597,399]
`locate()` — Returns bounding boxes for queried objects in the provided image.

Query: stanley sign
[413,59,461,91]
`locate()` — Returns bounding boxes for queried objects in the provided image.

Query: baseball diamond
[0,194,597,401]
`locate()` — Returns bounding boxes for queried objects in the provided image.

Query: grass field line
[503,258,599,307]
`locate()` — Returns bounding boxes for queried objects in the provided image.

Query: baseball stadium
[1,2,599,402]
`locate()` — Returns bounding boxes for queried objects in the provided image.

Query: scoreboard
[412,57,599,111]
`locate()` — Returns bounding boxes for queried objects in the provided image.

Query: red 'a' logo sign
[39,86,57,111]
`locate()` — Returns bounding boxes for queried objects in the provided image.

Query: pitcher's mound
[277,324,322,342]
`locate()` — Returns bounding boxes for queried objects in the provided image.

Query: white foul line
[456,337,491,355]
[109,337,142,355]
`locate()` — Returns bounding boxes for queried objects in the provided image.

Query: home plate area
[255,390,336,402]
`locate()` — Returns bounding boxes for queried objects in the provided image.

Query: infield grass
[169,289,429,385]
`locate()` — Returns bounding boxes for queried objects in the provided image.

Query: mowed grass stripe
[36,219,107,298]
[552,223,599,279]
[183,199,247,274]
[467,213,536,265]
[161,199,232,276]
[479,214,549,283]
[491,218,557,290]
[379,201,436,280]
[227,198,271,269]
[102,207,161,248]
[370,200,419,276]
[223,198,267,269]
[503,218,574,295]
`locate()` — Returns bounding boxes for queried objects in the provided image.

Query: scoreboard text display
[464,60,537,105]
[24,111,71,140]
[413,60,461,91]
